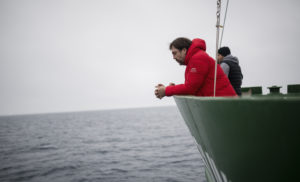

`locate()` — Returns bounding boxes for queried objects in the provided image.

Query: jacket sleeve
[165,59,209,96]
[220,62,230,76]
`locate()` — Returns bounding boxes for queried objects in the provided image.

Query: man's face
[171,46,186,65]
[217,54,224,64]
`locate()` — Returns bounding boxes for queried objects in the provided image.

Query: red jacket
[165,38,237,97]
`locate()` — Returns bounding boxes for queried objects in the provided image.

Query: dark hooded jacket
[220,55,243,95]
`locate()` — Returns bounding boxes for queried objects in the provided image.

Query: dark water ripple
[0,106,206,182]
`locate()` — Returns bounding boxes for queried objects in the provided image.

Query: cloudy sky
[1,0,299,115]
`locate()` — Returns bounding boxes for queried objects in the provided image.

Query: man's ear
[182,48,187,54]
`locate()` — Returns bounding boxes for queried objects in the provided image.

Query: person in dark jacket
[154,37,237,99]
[217,47,243,96]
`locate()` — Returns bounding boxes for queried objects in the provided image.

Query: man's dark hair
[218,47,231,57]
[169,37,192,51]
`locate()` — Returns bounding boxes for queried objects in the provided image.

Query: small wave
[30,146,58,152]
[8,168,38,176]
[94,150,109,154]
[10,174,38,182]
[41,165,77,176]
[0,166,14,172]
[0,168,39,181]
[110,168,128,173]
[137,168,152,172]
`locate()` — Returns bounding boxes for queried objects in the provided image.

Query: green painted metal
[241,86,262,95]
[174,95,300,182]
[267,85,282,95]
[288,84,300,94]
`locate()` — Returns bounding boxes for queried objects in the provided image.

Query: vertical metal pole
[214,0,221,97]
[219,0,229,48]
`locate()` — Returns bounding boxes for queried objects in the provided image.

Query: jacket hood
[185,38,206,65]
[223,55,239,64]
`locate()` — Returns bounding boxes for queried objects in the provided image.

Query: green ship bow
[174,84,300,182]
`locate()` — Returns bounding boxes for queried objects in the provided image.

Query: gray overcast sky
[1,0,300,115]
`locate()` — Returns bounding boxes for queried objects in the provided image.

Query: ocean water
[0,106,206,182]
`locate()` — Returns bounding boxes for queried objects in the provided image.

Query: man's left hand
[155,84,166,99]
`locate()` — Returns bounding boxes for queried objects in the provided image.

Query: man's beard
[176,59,184,65]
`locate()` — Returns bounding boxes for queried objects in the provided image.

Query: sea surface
[0,106,206,182]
